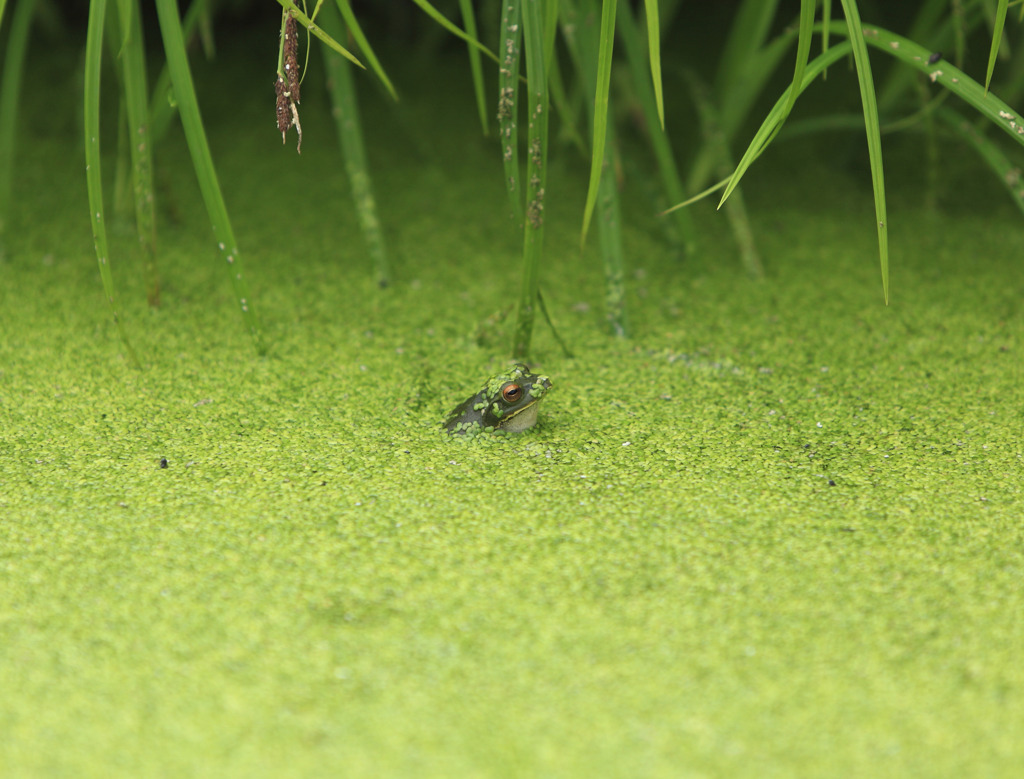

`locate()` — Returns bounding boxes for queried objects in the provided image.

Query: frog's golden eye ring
[501,383,524,403]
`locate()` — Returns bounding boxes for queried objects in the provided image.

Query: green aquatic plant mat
[3,65,1024,771]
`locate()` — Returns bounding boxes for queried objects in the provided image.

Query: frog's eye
[501,383,524,403]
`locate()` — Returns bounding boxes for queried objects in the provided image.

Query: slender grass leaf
[856,24,1024,150]
[717,44,849,209]
[660,176,730,214]
[685,69,761,278]
[776,0,816,133]
[498,0,524,231]
[335,0,397,101]
[276,0,364,68]
[564,0,629,335]
[149,0,209,143]
[616,2,695,252]
[835,0,888,304]
[821,0,831,78]
[0,0,34,241]
[85,0,139,365]
[408,0,501,66]
[320,0,390,288]
[715,0,780,96]
[643,0,664,129]
[513,0,549,358]
[984,0,1010,94]
[116,0,159,305]
[155,0,263,351]
[579,0,617,250]
[687,25,798,192]
[543,0,559,74]
[458,0,488,134]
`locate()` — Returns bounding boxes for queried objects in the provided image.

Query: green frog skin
[443,363,552,435]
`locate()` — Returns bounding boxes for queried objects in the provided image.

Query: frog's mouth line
[497,399,541,432]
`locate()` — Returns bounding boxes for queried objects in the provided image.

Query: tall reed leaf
[458,0,488,135]
[276,0,364,68]
[772,0,816,141]
[320,0,390,288]
[616,2,695,252]
[85,0,139,365]
[984,0,1010,94]
[498,0,524,231]
[937,106,1024,216]
[115,0,159,306]
[840,0,889,304]
[643,0,664,129]
[513,0,549,358]
[847,23,1024,149]
[563,0,628,335]
[408,0,501,65]
[0,0,33,242]
[155,0,263,351]
[722,1,889,303]
[335,0,397,101]
[579,0,617,249]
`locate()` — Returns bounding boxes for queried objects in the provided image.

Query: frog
[443,363,552,435]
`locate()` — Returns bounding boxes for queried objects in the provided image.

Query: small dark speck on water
[160,458,168,469]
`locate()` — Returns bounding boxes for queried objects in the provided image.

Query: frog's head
[443,363,552,435]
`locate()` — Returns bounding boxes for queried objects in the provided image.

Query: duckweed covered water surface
[1,35,1022,778]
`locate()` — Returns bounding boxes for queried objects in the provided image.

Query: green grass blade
[717,42,850,209]
[85,0,139,365]
[687,25,798,191]
[714,0,780,96]
[335,0,398,101]
[0,0,34,243]
[685,69,762,278]
[984,0,1010,94]
[597,133,627,336]
[116,0,159,306]
[717,25,886,301]
[320,0,390,288]
[408,0,501,66]
[155,0,263,351]
[616,2,695,253]
[579,0,617,250]
[835,0,888,304]
[513,0,549,359]
[777,0,816,131]
[821,0,831,78]
[149,0,208,143]
[875,0,964,113]
[498,0,524,231]
[643,0,664,129]
[458,0,488,135]
[564,0,629,335]
[276,0,364,69]
[936,105,1024,216]
[850,23,1024,150]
